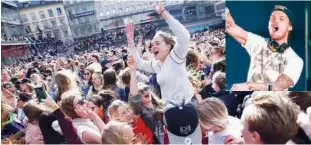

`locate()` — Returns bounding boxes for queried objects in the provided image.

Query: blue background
[226,1,307,91]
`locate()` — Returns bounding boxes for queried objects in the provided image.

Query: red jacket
[133,117,153,144]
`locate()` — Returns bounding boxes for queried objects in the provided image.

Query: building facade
[18,1,73,42]
[95,0,224,33]
[95,0,185,31]
[1,1,25,37]
[63,0,99,40]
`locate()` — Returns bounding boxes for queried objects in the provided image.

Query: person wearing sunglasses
[127,56,164,144]
[81,67,94,98]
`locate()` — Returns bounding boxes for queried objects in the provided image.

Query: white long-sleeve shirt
[130,14,192,106]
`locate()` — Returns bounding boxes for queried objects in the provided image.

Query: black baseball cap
[164,102,202,144]
[272,5,295,25]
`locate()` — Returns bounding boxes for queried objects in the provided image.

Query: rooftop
[17,0,62,9]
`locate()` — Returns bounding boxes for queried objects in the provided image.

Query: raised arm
[127,56,143,115]
[154,1,190,59]
[226,8,248,45]
[125,23,157,74]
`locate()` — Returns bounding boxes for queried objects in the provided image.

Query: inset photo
[226,1,308,91]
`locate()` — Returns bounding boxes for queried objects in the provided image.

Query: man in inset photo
[226,2,305,91]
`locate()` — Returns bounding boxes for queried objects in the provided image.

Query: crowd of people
[1,1,311,145]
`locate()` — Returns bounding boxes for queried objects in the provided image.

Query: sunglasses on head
[84,73,90,75]
[139,87,149,94]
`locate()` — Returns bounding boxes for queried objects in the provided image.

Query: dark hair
[113,62,124,74]
[186,50,200,69]
[210,59,226,78]
[88,95,103,107]
[91,54,100,62]
[23,104,43,123]
[85,67,95,86]
[288,92,311,113]
[103,69,117,88]
[18,92,32,102]
[98,90,117,111]
[213,72,226,90]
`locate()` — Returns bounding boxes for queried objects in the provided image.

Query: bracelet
[51,105,59,111]
[160,9,166,16]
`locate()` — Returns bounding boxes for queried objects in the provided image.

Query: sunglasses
[139,87,149,94]
[77,98,86,105]
[84,73,90,76]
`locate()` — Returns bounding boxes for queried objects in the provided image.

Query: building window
[132,6,136,11]
[119,8,123,14]
[56,8,62,16]
[48,9,54,17]
[99,11,103,17]
[126,7,129,12]
[23,3,29,8]
[106,11,110,15]
[82,6,87,12]
[32,22,39,32]
[112,9,116,14]
[39,11,46,19]
[42,20,49,29]
[145,3,148,9]
[21,14,28,23]
[25,25,31,33]
[63,28,68,37]
[75,7,80,14]
[50,19,56,26]
[138,4,141,10]
[59,18,66,25]
[53,29,60,38]
[30,12,37,21]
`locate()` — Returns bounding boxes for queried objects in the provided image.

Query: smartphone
[200,73,205,81]
[34,84,47,102]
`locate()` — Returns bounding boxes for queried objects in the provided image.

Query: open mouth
[273,25,279,32]
[154,51,159,56]
[144,94,149,98]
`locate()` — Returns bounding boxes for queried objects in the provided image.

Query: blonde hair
[242,92,300,144]
[119,68,130,87]
[107,100,128,120]
[196,97,229,129]
[1,100,14,128]
[55,70,79,102]
[101,120,133,144]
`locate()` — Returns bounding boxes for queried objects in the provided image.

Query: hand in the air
[152,0,165,15]
[127,56,137,71]
[125,22,134,43]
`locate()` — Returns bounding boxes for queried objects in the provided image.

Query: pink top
[25,122,44,144]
